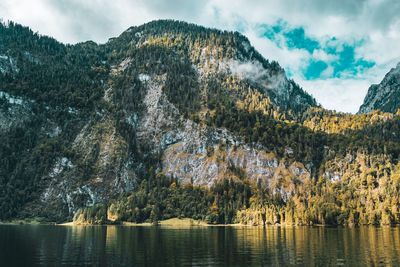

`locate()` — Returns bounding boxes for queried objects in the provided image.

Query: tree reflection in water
[1,225,400,266]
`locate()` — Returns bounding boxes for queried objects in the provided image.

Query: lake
[1,224,400,266]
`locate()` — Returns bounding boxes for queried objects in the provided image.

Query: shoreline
[62,218,246,227]
[60,218,260,227]
[0,218,48,225]
[2,218,397,228]
[55,218,340,227]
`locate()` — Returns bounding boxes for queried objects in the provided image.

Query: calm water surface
[1,224,400,266]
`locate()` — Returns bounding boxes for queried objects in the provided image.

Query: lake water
[1,224,400,266]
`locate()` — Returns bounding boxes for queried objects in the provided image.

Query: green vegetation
[0,21,107,221]
[74,155,400,226]
[2,20,400,227]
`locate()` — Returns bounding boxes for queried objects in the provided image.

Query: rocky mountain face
[0,20,316,221]
[2,20,400,226]
[358,63,400,114]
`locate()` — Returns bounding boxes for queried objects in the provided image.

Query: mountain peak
[109,19,318,111]
[358,63,400,114]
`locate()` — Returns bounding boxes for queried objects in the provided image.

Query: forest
[1,20,400,226]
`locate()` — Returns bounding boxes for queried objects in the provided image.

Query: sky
[1,0,400,113]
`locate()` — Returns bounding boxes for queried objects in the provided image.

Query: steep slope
[358,63,400,114]
[111,20,318,112]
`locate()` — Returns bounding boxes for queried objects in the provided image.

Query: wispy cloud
[228,60,287,90]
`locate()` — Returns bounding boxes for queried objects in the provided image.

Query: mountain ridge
[358,62,400,114]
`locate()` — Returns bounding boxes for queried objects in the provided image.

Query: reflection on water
[1,224,400,266]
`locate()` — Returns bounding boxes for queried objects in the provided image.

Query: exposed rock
[134,75,311,190]
[359,63,400,114]
[0,54,19,74]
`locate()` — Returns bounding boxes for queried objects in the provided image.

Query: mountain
[1,20,400,226]
[358,63,400,114]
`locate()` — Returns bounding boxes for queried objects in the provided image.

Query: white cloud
[228,60,287,91]
[297,78,371,113]
[319,65,335,79]
[312,49,338,63]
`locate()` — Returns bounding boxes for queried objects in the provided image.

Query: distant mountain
[358,63,400,114]
[2,20,400,227]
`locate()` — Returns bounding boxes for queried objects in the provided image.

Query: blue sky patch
[283,28,320,54]
[331,44,375,78]
[305,60,328,79]
[257,21,375,80]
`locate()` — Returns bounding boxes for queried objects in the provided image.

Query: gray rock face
[131,75,311,191]
[0,91,32,130]
[38,71,313,216]
[0,54,19,74]
[358,63,400,114]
